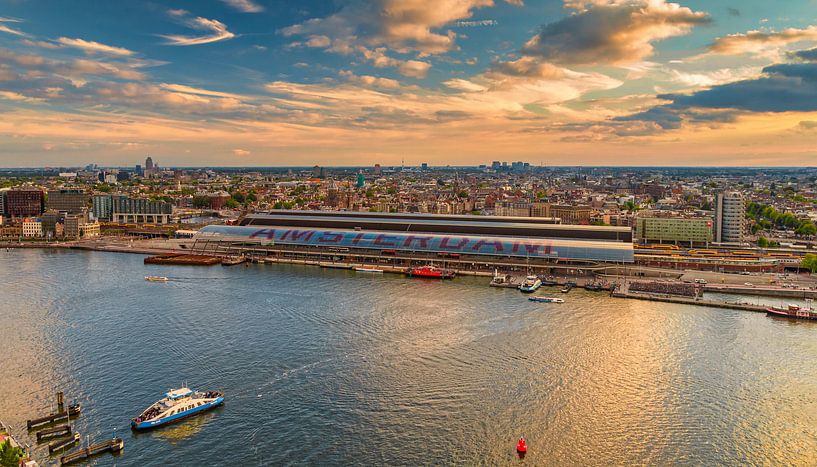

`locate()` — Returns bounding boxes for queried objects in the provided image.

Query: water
[2,249,817,465]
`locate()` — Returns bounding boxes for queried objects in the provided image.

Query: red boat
[766,304,817,320]
[406,265,456,279]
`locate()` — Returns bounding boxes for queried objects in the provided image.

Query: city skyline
[1,0,817,167]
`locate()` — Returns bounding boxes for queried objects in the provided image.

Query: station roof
[240,211,632,242]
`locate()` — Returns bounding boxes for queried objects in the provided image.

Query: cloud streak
[0,17,26,36]
[162,15,235,46]
[57,37,135,56]
[221,0,264,13]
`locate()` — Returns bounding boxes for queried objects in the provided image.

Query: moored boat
[355,267,384,273]
[528,296,564,303]
[131,387,224,430]
[406,265,455,279]
[766,303,817,320]
[519,275,542,293]
[145,276,169,282]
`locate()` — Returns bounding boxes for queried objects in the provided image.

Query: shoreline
[5,240,809,315]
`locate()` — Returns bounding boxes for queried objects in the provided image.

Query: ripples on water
[1,249,816,465]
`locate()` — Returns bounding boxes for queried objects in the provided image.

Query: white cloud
[232,148,251,156]
[0,17,26,36]
[398,60,431,78]
[707,26,817,58]
[57,37,135,56]
[221,0,264,13]
[162,16,235,46]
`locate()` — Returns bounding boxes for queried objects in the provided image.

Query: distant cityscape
[1,158,817,274]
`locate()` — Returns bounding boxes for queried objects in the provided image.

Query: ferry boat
[766,303,817,320]
[518,275,542,293]
[406,266,455,279]
[131,387,224,430]
[355,267,384,273]
[529,296,564,303]
[145,276,169,282]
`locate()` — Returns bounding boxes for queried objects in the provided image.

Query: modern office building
[635,217,713,246]
[47,189,89,214]
[714,192,745,244]
[6,187,45,217]
[93,194,173,223]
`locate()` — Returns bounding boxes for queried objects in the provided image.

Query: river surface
[1,249,816,466]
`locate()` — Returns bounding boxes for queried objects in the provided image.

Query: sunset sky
[1,0,816,167]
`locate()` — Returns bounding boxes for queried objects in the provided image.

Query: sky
[1,0,817,167]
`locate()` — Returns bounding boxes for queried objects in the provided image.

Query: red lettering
[282,229,315,242]
[318,232,343,243]
[472,239,504,252]
[374,234,397,247]
[439,237,468,250]
[402,235,432,248]
[351,233,365,245]
[249,228,275,240]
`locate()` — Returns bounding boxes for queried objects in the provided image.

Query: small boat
[145,276,169,282]
[355,267,383,273]
[131,387,224,431]
[406,266,456,279]
[560,284,573,293]
[519,275,542,293]
[766,303,817,320]
[528,296,564,303]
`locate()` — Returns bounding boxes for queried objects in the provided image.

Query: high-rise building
[92,194,113,221]
[356,173,365,188]
[47,189,89,214]
[373,164,382,176]
[145,156,154,170]
[6,187,44,217]
[714,191,745,244]
[0,189,6,216]
[312,165,321,178]
[135,164,143,176]
[421,163,428,170]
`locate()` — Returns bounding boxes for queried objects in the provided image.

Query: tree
[757,236,769,248]
[192,196,210,208]
[225,199,239,209]
[802,254,817,273]
[0,440,23,467]
[795,222,816,236]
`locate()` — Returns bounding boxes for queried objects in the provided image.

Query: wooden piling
[60,437,124,465]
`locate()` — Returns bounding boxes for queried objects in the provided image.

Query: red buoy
[516,437,527,454]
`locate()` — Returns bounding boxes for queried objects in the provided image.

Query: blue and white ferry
[131,387,224,430]
[518,275,542,293]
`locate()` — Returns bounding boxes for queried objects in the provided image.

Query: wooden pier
[26,405,81,430]
[60,437,124,465]
[48,432,80,454]
[36,424,71,442]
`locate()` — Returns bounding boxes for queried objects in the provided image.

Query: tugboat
[518,275,542,293]
[528,296,564,303]
[406,265,456,279]
[131,387,224,430]
[766,303,817,320]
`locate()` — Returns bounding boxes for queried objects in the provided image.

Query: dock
[612,289,768,312]
[49,432,80,454]
[36,424,71,442]
[60,437,124,465]
[26,397,81,430]
[144,253,222,266]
